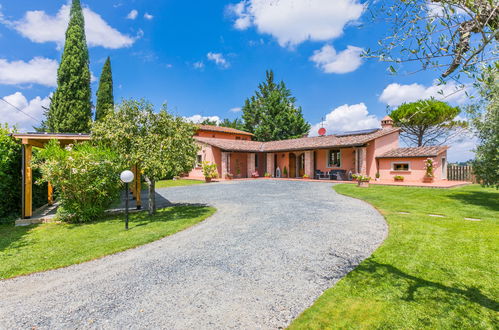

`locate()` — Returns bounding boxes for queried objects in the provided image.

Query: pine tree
[95,57,114,121]
[46,0,92,133]
[242,70,310,141]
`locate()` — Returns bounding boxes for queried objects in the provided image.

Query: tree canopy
[390,99,466,146]
[92,99,199,214]
[367,0,498,81]
[95,57,114,121]
[45,0,92,133]
[242,70,310,141]
[470,66,499,188]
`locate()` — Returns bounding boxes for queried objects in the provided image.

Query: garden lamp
[120,170,134,230]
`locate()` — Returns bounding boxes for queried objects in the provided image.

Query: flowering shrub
[36,140,122,223]
[424,158,436,177]
[201,161,218,179]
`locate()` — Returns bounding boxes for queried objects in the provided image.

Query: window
[327,150,341,167]
[255,154,258,168]
[392,162,410,171]
[196,154,202,167]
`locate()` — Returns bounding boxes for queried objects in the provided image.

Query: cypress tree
[95,57,114,121]
[46,0,92,133]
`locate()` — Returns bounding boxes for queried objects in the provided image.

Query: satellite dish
[318,127,326,136]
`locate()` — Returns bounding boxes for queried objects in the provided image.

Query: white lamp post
[120,170,134,229]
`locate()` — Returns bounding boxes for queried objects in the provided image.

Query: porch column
[22,144,33,219]
[266,153,274,177]
[355,147,367,175]
[247,153,256,177]
[304,151,314,178]
[221,152,229,179]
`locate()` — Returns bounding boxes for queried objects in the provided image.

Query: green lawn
[146,179,204,189]
[290,184,498,329]
[0,205,215,280]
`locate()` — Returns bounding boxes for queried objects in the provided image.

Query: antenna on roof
[318,116,326,136]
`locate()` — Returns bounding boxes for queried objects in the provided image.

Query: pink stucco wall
[186,144,222,179]
[378,151,447,182]
[366,131,399,177]
[314,148,356,174]
[196,131,251,140]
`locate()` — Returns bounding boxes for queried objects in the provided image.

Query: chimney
[381,115,393,129]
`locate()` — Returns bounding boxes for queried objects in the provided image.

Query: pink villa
[186,117,449,184]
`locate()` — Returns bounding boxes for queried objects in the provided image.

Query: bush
[0,125,46,223]
[201,161,218,178]
[36,141,123,223]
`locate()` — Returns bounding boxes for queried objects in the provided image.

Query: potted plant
[225,172,234,180]
[394,175,404,182]
[264,172,271,178]
[353,174,371,187]
[375,172,380,181]
[303,174,310,179]
[201,161,218,183]
[283,166,288,178]
[251,171,259,178]
[423,158,436,183]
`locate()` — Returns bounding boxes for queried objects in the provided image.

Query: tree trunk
[146,177,156,215]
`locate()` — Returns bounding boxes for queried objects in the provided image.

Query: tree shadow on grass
[355,259,499,312]
[0,224,36,252]
[448,190,499,213]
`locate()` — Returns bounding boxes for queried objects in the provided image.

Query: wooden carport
[12,133,142,219]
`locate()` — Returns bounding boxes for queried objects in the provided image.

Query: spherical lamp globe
[120,170,134,183]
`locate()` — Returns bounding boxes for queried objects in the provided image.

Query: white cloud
[3,4,136,49]
[0,57,58,87]
[447,134,477,162]
[309,103,379,136]
[0,92,50,132]
[193,61,205,70]
[144,13,154,20]
[126,9,138,20]
[230,107,242,112]
[207,52,230,69]
[184,115,221,124]
[227,0,364,47]
[427,2,467,17]
[310,44,363,74]
[379,81,468,107]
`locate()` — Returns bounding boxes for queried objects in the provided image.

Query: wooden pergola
[12,133,142,219]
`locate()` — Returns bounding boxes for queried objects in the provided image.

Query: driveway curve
[0,180,387,329]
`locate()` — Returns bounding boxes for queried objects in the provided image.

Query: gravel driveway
[0,180,387,329]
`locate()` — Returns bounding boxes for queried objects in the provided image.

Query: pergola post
[22,144,33,219]
[48,182,54,206]
[135,165,141,210]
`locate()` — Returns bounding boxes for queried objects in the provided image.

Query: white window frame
[391,161,411,171]
[327,149,341,168]
[196,154,203,168]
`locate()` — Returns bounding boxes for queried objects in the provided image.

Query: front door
[289,153,296,178]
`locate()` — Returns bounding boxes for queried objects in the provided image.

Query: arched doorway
[289,153,296,178]
[298,153,305,177]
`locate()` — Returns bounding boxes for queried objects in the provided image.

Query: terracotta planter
[423,176,434,183]
[358,181,370,188]
[394,178,404,182]
[205,177,212,183]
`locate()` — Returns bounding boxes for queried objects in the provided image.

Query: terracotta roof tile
[195,127,401,152]
[196,125,254,136]
[377,146,448,158]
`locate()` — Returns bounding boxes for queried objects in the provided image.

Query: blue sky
[0,0,475,161]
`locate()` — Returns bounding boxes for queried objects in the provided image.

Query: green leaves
[242,70,311,141]
[95,57,114,121]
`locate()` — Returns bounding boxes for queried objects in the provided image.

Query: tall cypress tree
[46,0,92,133]
[242,70,310,141]
[95,57,114,121]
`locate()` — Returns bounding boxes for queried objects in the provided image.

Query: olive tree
[92,99,198,214]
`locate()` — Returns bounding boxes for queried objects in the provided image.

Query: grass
[145,179,204,189]
[0,205,215,280]
[290,184,498,329]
